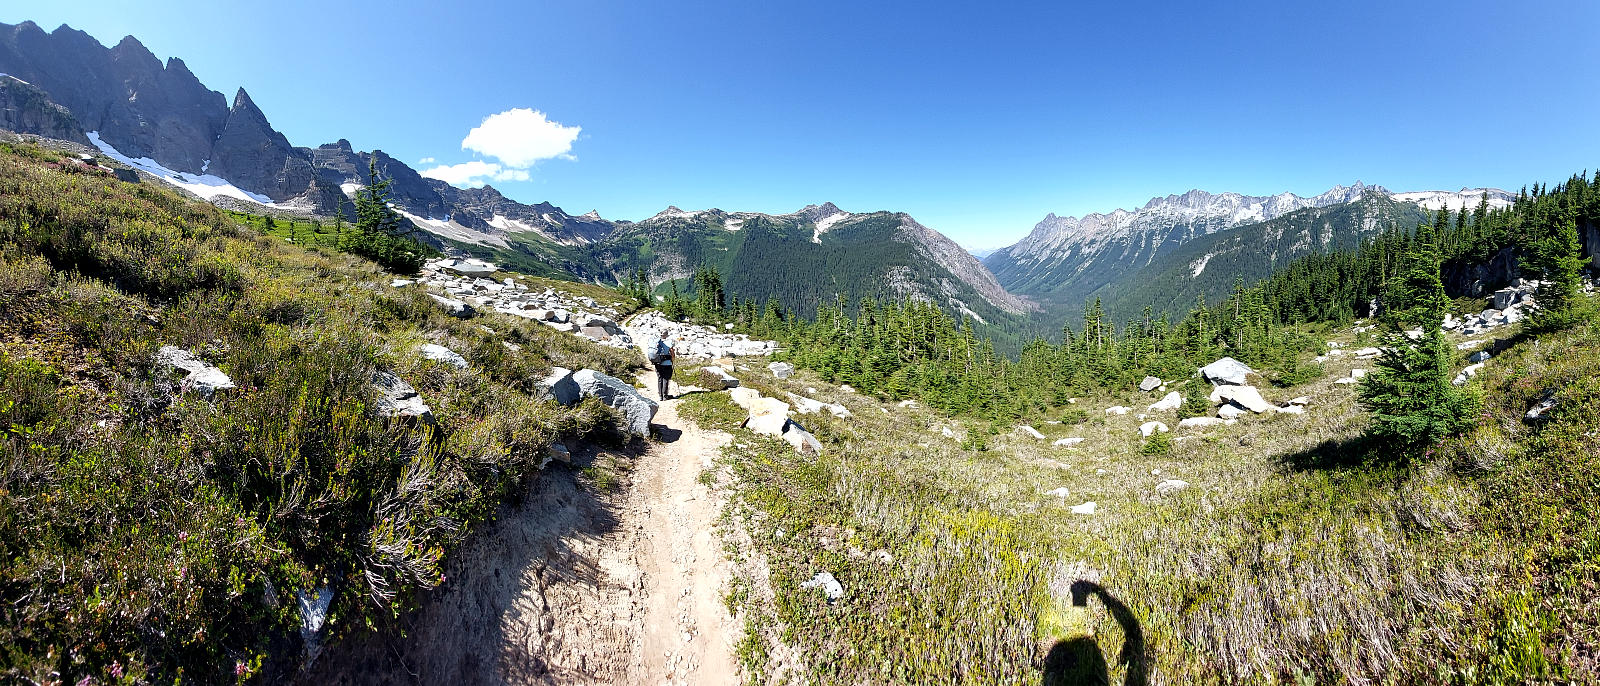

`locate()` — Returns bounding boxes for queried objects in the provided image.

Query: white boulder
[1209,385,1273,413]
[1139,421,1169,437]
[1217,403,1248,419]
[419,343,468,369]
[800,571,845,601]
[1147,391,1182,412]
[153,345,235,397]
[536,367,580,406]
[1177,417,1224,430]
[573,369,660,435]
[370,370,431,421]
[1155,479,1190,496]
[698,365,741,390]
[1200,357,1254,385]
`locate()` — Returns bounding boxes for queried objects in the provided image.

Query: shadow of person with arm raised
[1040,580,1148,686]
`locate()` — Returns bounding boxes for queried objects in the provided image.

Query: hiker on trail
[649,335,676,400]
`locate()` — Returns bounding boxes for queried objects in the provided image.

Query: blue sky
[7,0,1599,249]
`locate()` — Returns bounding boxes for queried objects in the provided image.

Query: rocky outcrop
[572,369,658,435]
[536,367,580,406]
[1200,357,1254,386]
[153,345,235,397]
[1443,246,1519,298]
[207,88,315,202]
[1209,385,1272,413]
[419,343,468,369]
[370,370,432,422]
[623,311,778,361]
[0,75,87,143]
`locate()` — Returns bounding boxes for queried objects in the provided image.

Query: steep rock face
[0,23,228,173]
[0,75,88,144]
[1444,246,1520,297]
[893,214,1029,313]
[207,89,314,201]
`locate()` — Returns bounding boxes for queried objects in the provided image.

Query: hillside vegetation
[683,295,1600,684]
[0,141,640,683]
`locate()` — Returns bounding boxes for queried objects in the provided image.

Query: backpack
[648,338,672,364]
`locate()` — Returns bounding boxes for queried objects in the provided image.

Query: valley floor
[306,375,741,685]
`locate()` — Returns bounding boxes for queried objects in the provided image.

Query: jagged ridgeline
[481,204,1046,353]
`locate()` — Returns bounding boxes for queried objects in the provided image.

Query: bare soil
[303,372,739,685]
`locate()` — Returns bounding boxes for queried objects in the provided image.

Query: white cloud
[462,108,581,168]
[420,107,581,189]
[419,160,503,187]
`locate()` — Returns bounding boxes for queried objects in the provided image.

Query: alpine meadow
[2,3,1600,685]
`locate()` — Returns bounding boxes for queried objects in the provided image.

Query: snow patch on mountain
[1191,252,1215,277]
[1390,189,1514,212]
[89,131,274,205]
[650,206,703,221]
[812,211,850,243]
[339,182,363,198]
[484,213,587,246]
[724,217,744,231]
[393,207,509,248]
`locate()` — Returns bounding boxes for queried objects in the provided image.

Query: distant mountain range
[985,184,1514,322]
[0,19,1519,337]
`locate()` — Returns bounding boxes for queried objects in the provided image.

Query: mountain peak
[649,205,705,221]
[231,87,257,112]
[795,202,846,222]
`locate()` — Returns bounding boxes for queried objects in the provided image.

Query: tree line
[664,170,1596,434]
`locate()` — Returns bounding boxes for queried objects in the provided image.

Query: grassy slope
[0,142,643,683]
[686,301,1600,684]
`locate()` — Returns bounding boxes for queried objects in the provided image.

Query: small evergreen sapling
[1358,223,1478,448]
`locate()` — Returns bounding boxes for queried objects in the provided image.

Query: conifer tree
[1358,223,1477,448]
[1529,214,1589,328]
[342,158,424,273]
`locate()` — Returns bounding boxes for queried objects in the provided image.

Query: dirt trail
[633,373,741,685]
[304,371,740,685]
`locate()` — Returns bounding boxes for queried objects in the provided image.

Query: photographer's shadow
[1041,580,1148,686]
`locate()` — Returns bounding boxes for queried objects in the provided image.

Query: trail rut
[304,371,739,685]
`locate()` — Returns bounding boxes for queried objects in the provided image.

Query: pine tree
[1529,214,1589,328]
[1358,223,1477,448]
[341,158,424,273]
